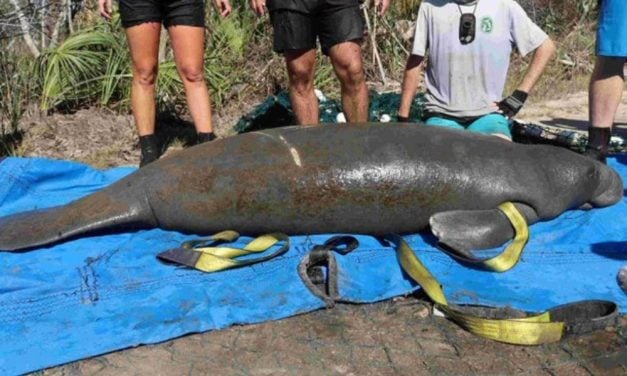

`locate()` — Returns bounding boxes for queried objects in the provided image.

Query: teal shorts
[424,113,512,139]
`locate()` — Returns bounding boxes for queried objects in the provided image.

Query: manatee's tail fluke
[0,190,156,251]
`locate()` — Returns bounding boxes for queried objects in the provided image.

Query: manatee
[0,123,622,252]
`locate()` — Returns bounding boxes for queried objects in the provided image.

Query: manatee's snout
[589,163,624,207]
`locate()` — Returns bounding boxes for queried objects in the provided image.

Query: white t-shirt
[412,0,549,117]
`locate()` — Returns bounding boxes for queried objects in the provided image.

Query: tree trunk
[41,0,47,50]
[8,0,41,57]
[158,28,168,63]
[51,7,67,46]
[67,0,73,34]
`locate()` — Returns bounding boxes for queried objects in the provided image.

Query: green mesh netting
[234,91,426,133]
[233,91,625,153]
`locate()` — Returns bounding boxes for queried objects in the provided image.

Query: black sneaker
[197,132,217,144]
[139,134,161,167]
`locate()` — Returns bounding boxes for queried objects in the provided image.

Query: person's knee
[287,66,314,95]
[285,49,316,95]
[336,59,365,89]
[133,64,158,87]
[468,114,512,139]
[329,42,365,88]
[178,65,205,84]
[425,117,464,130]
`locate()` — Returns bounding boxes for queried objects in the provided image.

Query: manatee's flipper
[429,203,539,255]
[0,190,156,251]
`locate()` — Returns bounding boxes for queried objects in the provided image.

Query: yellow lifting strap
[156,206,617,345]
[437,202,529,272]
[157,231,290,273]
[386,201,617,345]
[388,233,568,345]
[484,202,529,272]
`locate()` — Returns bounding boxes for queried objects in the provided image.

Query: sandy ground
[16,90,627,168]
[12,90,627,375]
[519,91,627,139]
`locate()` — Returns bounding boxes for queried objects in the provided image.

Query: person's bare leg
[169,25,214,135]
[587,56,625,162]
[328,40,368,123]
[285,49,319,125]
[126,22,161,136]
[589,56,626,127]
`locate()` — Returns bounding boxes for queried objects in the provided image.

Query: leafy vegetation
[0,46,32,154]
[38,19,124,110]
[506,0,598,97]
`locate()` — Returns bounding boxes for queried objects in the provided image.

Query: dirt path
[13,90,627,375]
[520,90,627,138]
[45,300,627,376]
[16,106,242,168]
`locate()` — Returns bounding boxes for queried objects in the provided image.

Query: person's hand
[98,0,113,20]
[215,0,232,16]
[374,0,390,16]
[250,0,267,16]
[496,90,528,118]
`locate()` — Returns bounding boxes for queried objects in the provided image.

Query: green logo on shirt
[481,17,493,33]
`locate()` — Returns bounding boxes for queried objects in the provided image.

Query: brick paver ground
[44,296,626,375]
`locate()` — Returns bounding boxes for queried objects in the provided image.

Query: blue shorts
[597,0,627,57]
[424,113,512,139]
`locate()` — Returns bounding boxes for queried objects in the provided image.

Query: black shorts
[119,0,205,28]
[268,0,365,55]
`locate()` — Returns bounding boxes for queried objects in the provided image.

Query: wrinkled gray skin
[0,123,622,252]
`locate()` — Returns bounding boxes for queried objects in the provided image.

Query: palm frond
[38,17,127,110]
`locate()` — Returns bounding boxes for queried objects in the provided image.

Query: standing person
[250,0,390,125]
[589,0,627,295]
[398,0,555,141]
[586,0,626,164]
[99,0,232,167]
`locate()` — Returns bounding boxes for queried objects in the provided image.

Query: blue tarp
[0,156,625,375]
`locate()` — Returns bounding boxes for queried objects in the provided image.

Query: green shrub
[0,47,31,154]
[37,15,129,110]
[10,0,607,117]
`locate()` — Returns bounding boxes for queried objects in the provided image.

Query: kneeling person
[398,0,555,140]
